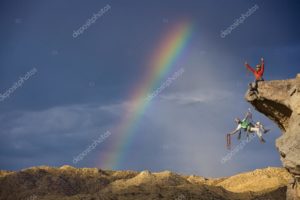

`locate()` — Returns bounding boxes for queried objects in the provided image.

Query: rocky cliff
[0,166,291,200]
[245,74,300,200]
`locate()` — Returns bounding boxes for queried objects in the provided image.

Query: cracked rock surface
[245,74,300,200]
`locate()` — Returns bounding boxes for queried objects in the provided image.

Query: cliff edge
[245,74,300,200]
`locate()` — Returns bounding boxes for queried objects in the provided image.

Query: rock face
[245,74,300,200]
[0,166,291,200]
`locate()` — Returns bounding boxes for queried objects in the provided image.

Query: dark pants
[250,78,264,91]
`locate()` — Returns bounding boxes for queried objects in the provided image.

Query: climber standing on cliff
[245,57,265,92]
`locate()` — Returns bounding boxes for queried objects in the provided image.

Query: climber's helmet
[256,64,261,71]
[255,122,261,127]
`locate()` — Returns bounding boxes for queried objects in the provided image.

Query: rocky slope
[0,166,291,200]
[245,74,300,200]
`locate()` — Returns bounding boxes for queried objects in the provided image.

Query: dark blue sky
[0,0,299,177]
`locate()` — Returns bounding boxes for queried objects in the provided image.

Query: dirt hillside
[0,166,291,200]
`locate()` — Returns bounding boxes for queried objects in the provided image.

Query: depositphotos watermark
[221,133,256,164]
[145,68,185,102]
[73,4,111,38]
[0,67,37,102]
[73,130,111,164]
[220,4,259,38]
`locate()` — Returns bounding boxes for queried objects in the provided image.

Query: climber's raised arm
[260,57,264,74]
[243,109,253,122]
[245,61,255,73]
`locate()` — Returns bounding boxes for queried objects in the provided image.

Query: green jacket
[240,119,251,130]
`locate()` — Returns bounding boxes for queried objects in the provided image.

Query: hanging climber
[245,57,265,92]
[226,109,269,150]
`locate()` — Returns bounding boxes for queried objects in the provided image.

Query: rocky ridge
[0,166,291,200]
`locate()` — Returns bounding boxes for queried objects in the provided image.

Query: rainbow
[99,20,194,169]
